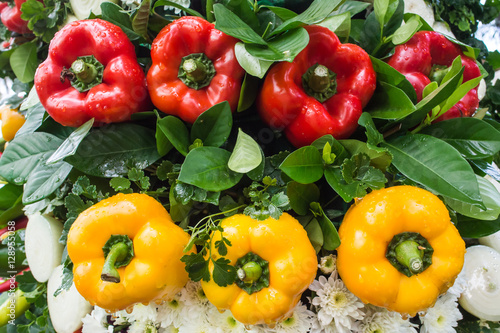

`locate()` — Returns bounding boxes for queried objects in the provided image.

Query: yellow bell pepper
[67,193,195,312]
[201,213,318,325]
[0,106,25,142]
[337,185,465,316]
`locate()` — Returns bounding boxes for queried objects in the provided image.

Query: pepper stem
[429,65,451,85]
[178,53,216,90]
[71,59,99,84]
[386,232,434,277]
[101,235,134,283]
[395,240,424,274]
[235,252,269,294]
[61,55,104,93]
[302,63,337,103]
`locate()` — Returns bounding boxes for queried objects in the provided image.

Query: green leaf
[100,2,145,42]
[279,146,324,184]
[234,42,274,79]
[340,139,392,171]
[131,0,151,39]
[179,147,243,191]
[367,81,416,120]
[317,12,351,42]
[245,27,309,62]
[46,119,94,164]
[369,56,417,102]
[310,202,340,250]
[237,73,261,111]
[169,185,192,222]
[455,213,500,238]
[212,257,237,287]
[155,118,174,157]
[446,176,500,221]
[181,252,210,282]
[358,113,384,147]
[0,133,63,184]
[391,14,422,45]
[438,75,484,118]
[420,118,500,160]
[303,217,323,253]
[287,181,320,215]
[228,129,262,173]
[66,123,160,178]
[382,133,483,205]
[270,0,343,36]
[213,4,267,45]
[22,161,73,204]
[15,103,46,138]
[332,1,370,17]
[10,42,38,83]
[191,101,232,147]
[110,177,131,192]
[157,116,190,156]
[153,0,204,18]
[0,184,23,227]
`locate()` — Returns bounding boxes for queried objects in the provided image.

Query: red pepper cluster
[0,0,39,34]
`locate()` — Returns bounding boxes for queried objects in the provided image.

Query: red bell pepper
[34,19,150,127]
[386,31,482,121]
[257,25,376,148]
[147,16,245,124]
[0,0,36,34]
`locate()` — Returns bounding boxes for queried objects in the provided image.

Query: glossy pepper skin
[147,16,245,123]
[67,193,194,312]
[0,0,36,34]
[0,106,25,141]
[337,186,465,316]
[34,19,150,127]
[257,25,376,148]
[387,31,481,121]
[201,213,318,325]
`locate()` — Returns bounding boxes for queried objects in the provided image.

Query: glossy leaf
[303,217,324,253]
[287,181,320,215]
[0,133,63,184]
[46,119,94,164]
[228,129,262,173]
[340,139,392,171]
[446,175,500,221]
[191,101,232,147]
[213,4,267,45]
[420,118,500,160]
[382,133,483,205]
[455,213,500,238]
[10,42,38,83]
[22,161,73,204]
[317,12,351,42]
[369,56,417,102]
[367,81,416,119]
[66,124,160,178]
[178,147,243,192]
[391,14,421,45]
[158,116,190,156]
[279,146,324,184]
[234,42,273,79]
[246,27,309,62]
[14,103,46,138]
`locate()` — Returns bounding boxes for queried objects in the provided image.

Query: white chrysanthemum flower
[419,294,463,333]
[309,272,365,332]
[318,254,337,275]
[245,324,271,333]
[128,321,158,333]
[359,305,417,333]
[206,307,246,332]
[120,303,158,323]
[272,302,315,333]
[164,0,191,14]
[157,294,185,328]
[121,0,142,9]
[179,281,211,323]
[81,306,113,333]
[158,326,179,333]
[177,318,219,333]
[310,316,360,333]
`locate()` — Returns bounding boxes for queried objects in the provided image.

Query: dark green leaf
[212,257,237,287]
[245,27,309,62]
[191,101,232,147]
[100,2,145,42]
[110,177,131,192]
[66,123,160,178]
[155,117,174,157]
[287,181,320,215]
[369,56,417,102]
[181,252,210,282]
[22,161,73,204]
[169,186,192,222]
[213,4,267,45]
[382,133,483,205]
[420,118,500,160]
[279,146,324,184]
[340,139,392,171]
[310,202,340,250]
[157,116,190,156]
[367,81,416,120]
[10,42,38,83]
[455,213,500,238]
[179,147,243,191]
[0,133,63,184]
[303,217,323,253]
[332,1,370,17]
[358,112,385,147]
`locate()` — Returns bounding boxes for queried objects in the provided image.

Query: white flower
[128,321,158,333]
[121,0,142,10]
[419,294,463,333]
[179,281,212,323]
[177,318,219,333]
[164,0,191,14]
[157,294,185,328]
[446,267,467,299]
[309,272,365,332]
[159,326,180,333]
[359,305,417,333]
[206,307,246,333]
[81,307,113,333]
[122,303,158,323]
[244,324,270,333]
[272,302,315,333]
[318,254,337,275]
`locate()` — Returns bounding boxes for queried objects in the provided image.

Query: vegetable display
[337,185,465,316]
[67,193,194,312]
[258,24,376,147]
[0,0,34,34]
[0,0,498,332]
[34,19,150,127]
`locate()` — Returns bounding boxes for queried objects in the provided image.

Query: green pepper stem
[395,240,424,275]
[429,65,451,85]
[71,59,99,84]
[302,63,337,103]
[101,242,129,283]
[182,58,208,83]
[308,65,332,93]
[237,261,263,284]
